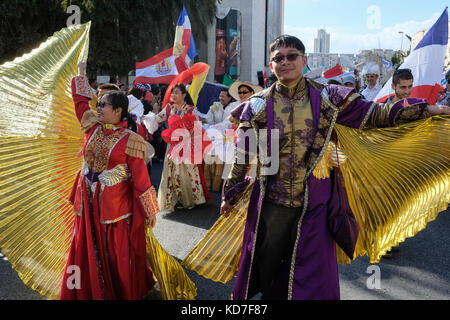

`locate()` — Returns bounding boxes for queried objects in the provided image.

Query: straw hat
[229,80,263,101]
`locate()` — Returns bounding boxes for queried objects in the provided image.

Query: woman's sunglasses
[97,101,112,109]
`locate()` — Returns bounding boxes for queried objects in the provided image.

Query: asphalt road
[1,160,449,300]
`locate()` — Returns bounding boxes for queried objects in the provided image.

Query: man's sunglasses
[238,90,251,95]
[271,53,303,63]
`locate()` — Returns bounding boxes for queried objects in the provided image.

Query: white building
[199,0,284,85]
[314,29,330,54]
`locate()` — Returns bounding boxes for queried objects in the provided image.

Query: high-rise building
[314,29,330,54]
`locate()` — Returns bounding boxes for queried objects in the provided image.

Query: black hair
[220,88,235,102]
[238,84,254,93]
[327,80,341,85]
[270,35,306,54]
[103,91,137,133]
[98,83,120,91]
[151,85,161,96]
[128,87,144,100]
[220,88,232,96]
[172,84,195,106]
[392,68,413,85]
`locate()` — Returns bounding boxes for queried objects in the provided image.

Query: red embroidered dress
[59,76,158,299]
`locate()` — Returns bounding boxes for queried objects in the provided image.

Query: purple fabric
[266,98,274,157]
[231,79,377,300]
[290,175,340,300]
[230,100,254,123]
[232,179,262,300]
[388,98,427,126]
[222,177,252,203]
[326,85,356,107]
[309,85,322,131]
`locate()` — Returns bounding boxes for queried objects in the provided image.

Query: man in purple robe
[220,35,450,300]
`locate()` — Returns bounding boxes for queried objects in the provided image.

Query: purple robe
[224,79,430,300]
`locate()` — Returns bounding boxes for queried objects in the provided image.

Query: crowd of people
[47,35,450,301]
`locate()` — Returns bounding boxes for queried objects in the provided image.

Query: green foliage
[0,0,218,77]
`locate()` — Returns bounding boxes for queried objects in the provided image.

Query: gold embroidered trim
[228,114,240,126]
[340,93,361,112]
[74,75,93,99]
[237,121,252,129]
[80,110,99,133]
[100,213,132,224]
[125,132,146,159]
[139,186,159,217]
[359,102,376,130]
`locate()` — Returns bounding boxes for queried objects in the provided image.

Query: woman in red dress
[59,63,159,299]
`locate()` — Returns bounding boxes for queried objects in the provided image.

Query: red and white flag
[134,48,188,84]
[375,8,448,104]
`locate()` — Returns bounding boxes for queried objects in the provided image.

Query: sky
[284,0,447,54]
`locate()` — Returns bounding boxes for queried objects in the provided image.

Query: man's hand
[427,104,450,116]
[220,200,233,217]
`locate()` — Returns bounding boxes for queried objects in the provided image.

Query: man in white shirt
[361,63,382,101]
[203,89,237,192]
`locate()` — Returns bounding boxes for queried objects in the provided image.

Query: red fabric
[161,113,212,164]
[323,64,344,79]
[60,80,156,300]
[197,163,212,201]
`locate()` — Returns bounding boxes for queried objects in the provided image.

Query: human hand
[78,62,87,77]
[148,214,156,228]
[220,200,233,217]
[427,105,450,116]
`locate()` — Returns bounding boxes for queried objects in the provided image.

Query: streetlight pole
[398,31,404,52]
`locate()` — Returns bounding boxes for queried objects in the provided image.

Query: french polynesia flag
[375,7,448,104]
[134,48,189,85]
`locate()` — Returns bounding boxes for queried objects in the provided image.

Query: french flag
[173,5,198,65]
[375,7,448,104]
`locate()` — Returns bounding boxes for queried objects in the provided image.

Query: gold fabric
[0,22,91,300]
[265,78,313,207]
[146,227,197,300]
[125,131,147,160]
[0,22,196,300]
[182,186,253,283]
[183,116,449,282]
[334,116,449,263]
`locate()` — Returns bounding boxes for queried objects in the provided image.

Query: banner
[214,8,242,84]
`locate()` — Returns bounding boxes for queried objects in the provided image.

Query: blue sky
[284,0,447,53]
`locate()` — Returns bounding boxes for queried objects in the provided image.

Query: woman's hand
[78,62,87,77]
[148,213,156,228]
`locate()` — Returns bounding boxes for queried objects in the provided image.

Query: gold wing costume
[183,115,449,283]
[0,22,196,300]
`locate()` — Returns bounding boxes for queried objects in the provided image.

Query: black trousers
[254,200,300,299]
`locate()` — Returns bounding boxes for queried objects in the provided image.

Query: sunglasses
[238,91,251,95]
[97,101,112,109]
[271,53,303,63]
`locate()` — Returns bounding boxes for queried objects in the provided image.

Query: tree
[1,0,218,79]
[0,1,66,64]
